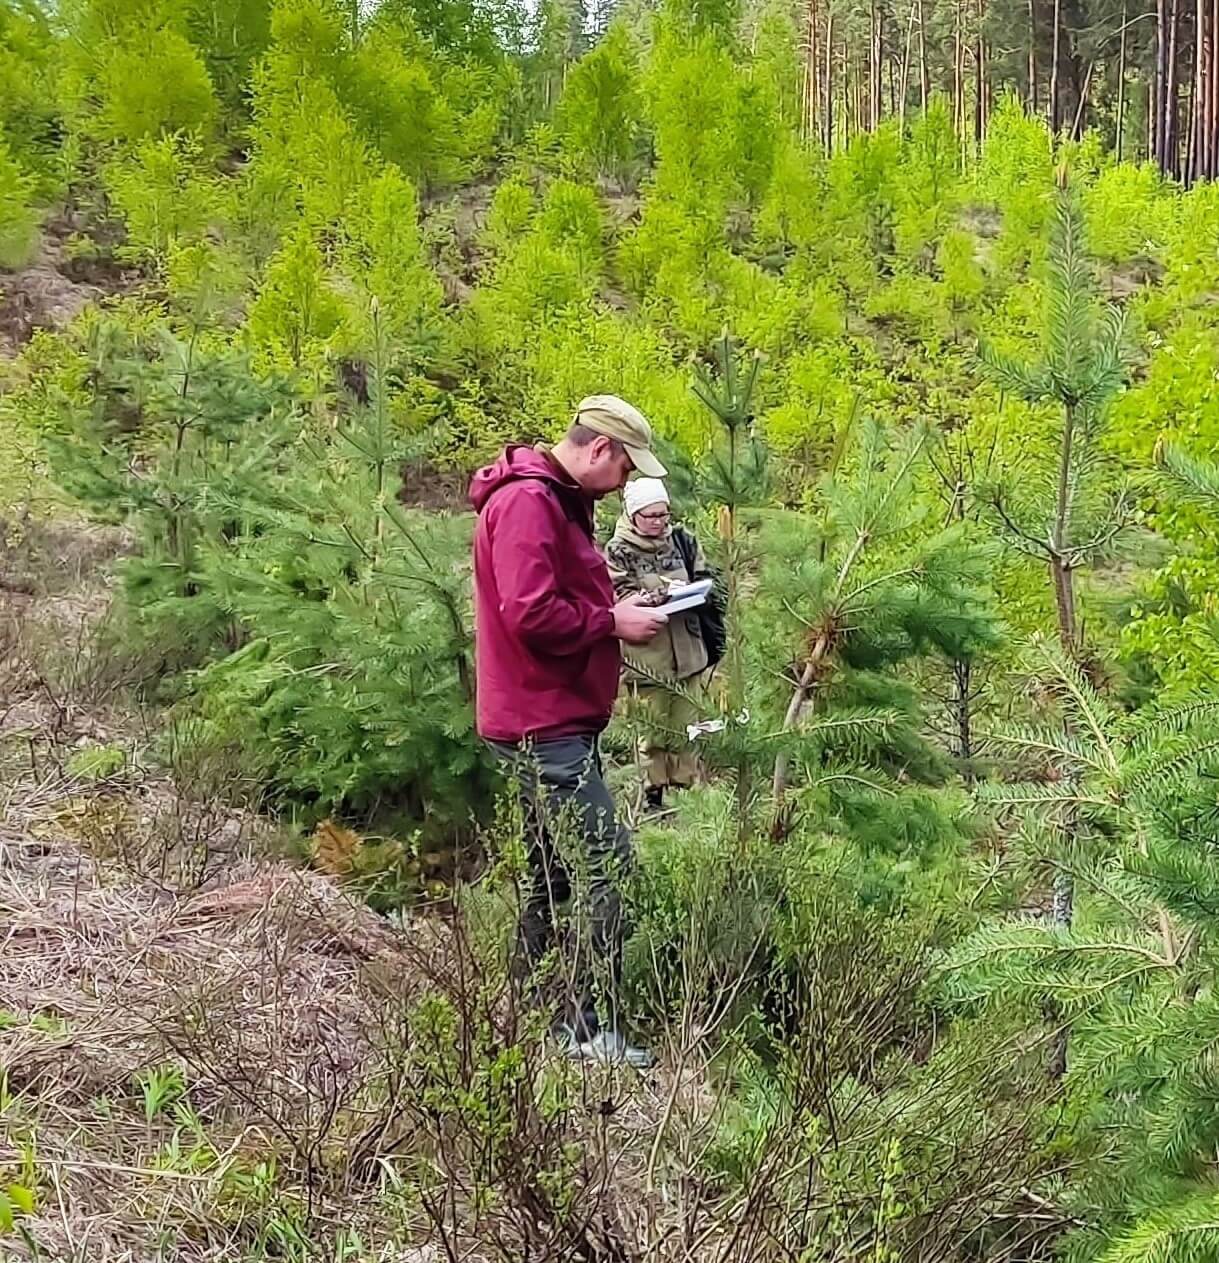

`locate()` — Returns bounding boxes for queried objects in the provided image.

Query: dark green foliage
[945,637,1219,1261]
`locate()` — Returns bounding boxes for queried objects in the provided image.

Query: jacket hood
[469,444,581,513]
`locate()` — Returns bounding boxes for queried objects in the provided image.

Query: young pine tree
[944,635,1219,1263]
[979,169,1133,938]
[764,416,998,833]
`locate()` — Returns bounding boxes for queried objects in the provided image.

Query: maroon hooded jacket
[469,445,620,743]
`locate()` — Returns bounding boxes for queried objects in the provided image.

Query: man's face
[581,437,635,496]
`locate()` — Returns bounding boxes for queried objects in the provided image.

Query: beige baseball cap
[575,394,668,478]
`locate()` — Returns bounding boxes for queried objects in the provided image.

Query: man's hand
[612,593,668,644]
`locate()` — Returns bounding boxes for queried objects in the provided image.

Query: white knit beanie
[624,478,670,518]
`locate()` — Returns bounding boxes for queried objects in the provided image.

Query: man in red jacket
[470,395,669,1068]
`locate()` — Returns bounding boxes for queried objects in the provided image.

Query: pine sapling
[979,168,1134,952]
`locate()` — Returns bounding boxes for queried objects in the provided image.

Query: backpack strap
[673,527,697,582]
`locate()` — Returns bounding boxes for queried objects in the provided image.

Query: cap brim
[627,446,667,478]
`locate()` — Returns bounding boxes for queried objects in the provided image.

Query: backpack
[673,527,727,671]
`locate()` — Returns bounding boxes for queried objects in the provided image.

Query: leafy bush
[0,135,37,267]
[97,26,218,141]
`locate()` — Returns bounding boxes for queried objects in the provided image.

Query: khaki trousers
[633,680,701,789]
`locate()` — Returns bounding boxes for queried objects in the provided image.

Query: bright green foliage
[1156,181,1219,304]
[975,93,1055,267]
[1119,442,1219,694]
[662,0,741,41]
[104,134,230,263]
[979,181,1132,618]
[249,0,504,208]
[1082,161,1174,264]
[755,138,826,250]
[894,97,961,261]
[644,28,769,208]
[746,0,801,129]
[0,0,59,187]
[1095,1194,1219,1263]
[555,23,644,182]
[181,0,274,110]
[246,225,351,370]
[482,172,535,250]
[0,135,37,267]
[341,166,443,353]
[376,0,509,61]
[95,27,218,142]
[344,22,463,186]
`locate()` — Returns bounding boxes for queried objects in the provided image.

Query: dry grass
[0,533,694,1262]
[0,760,717,1261]
[0,518,1066,1263]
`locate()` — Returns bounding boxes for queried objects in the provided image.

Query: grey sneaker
[564,1030,655,1070]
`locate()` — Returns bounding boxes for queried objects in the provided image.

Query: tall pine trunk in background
[1050,0,1062,129]
[1029,0,1039,112]
[975,0,987,147]
[919,0,930,107]
[901,0,916,129]
[825,11,835,149]
[870,0,879,127]
[803,0,820,142]
[954,0,965,136]
[1167,0,1181,174]
[1116,0,1128,158]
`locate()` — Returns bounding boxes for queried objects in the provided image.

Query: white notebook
[654,578,713,615]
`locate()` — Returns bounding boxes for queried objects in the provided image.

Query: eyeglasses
[636,510,671,522]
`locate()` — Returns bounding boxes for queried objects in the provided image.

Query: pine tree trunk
[1168,0,1181,175]
[1207,0,1214,174]
[1186,63,1197,182]
[1116,0,1128,158]
[975,0,986,147]
[1203,0,1210,176]
[1046,401,1083,1080]
[825,12,835,150]
[1207,0,1217,177]
[901,0,917,130]
[804,0,820,141]
[1193,0,1203,181]
[1051,405,1080,656]
[954,0,965,135]
[1071,60,1092,137]
[1029,0,1039,112]
[919,0,930,108]
[1050,0,1062,130]
[871,0,880,128]
[889,26,898,118]
[952,658,975,778]
[1154,0,1168,165]
[772,633,830,840]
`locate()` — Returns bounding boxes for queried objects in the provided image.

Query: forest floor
[0,519,706,1262]
[0,521,393,1258]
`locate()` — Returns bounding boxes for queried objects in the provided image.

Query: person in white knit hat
[606,478,724,810]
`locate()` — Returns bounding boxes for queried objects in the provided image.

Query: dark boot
[644,785,664,811]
